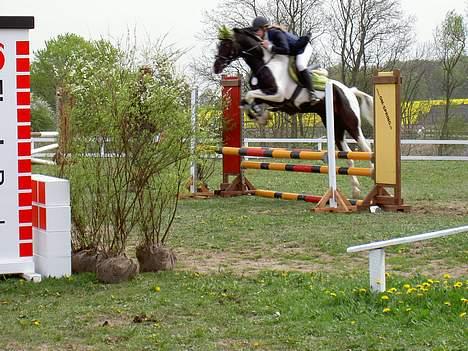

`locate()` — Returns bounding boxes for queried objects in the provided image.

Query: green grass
[1,160,466,350]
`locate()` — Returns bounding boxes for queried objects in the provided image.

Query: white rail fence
[347,225,468,292]
[31,131,468,165]
[31,131,58,165]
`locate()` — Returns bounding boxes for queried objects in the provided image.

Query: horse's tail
[350,87,374,127]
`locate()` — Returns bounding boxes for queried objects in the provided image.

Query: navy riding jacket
[266,28,309,56]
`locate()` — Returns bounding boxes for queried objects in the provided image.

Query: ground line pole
[190,87,199,194]
[325,81,337,208]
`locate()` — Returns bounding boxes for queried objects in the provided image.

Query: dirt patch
[411,201,468,216]
[174,246,365,275]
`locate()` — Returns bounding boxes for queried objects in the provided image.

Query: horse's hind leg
[336,128,361,199]
[356,127,373,169]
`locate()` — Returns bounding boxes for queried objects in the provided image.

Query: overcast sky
[1,0,467,67]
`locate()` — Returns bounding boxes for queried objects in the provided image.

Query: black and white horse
[213,27,374,198]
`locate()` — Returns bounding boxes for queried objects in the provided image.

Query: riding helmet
[252,16,270,30]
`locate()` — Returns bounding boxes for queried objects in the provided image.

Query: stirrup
[309,91,320,103]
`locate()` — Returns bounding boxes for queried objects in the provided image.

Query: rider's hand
[261,40,272,50]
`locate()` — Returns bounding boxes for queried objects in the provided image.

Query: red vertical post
[217,75,255,196]
[221,75,242,175]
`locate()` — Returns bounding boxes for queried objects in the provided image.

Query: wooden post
[360,70,410,212]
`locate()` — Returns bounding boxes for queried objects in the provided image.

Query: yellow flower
[387,288,397,293]
[406,288,416,294]
[403,284,411,289]
[350,320,356,325]
[153,286,161,292]
[460,312,466,318]
[427,279,434,284]
[385,272,391,278]
[453,282,463,288]
[443,273,451,279]
[422,282,431,288]
[461,298,468,304]
[359,288,367,293]
[383,308,391,313]
[381,295,389,300]
[444,301,451,307]
[32,320,40,326]
[330,292,337,297]
[405,308,412,312]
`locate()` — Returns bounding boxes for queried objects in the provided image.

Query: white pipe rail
[347,225,468,292]
[32,143,58,154]
[325,81,337,207]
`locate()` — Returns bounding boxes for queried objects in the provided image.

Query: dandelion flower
[444,301,451,307]
[461,298,468,304]
[381,295,389,300]
[443,273,451,279]
[32,320,40,326]
[387,288,397,293]
[406,288,416,294]
[403,284,411,289]
[383,308,391,313]
[359,288,367,293]
[153,286,161,292]
[330,292,337,297]
[453,281,463,288]
[460,312,466,318]
[405,308,412,312]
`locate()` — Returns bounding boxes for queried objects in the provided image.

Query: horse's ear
[218,25,233,40]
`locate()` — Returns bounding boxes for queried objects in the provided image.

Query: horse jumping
[213,27,374,198]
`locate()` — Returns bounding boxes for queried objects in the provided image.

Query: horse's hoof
[256,111,269,126]
[352,190,361,199]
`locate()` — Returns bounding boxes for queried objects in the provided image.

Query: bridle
[216,32,271,74]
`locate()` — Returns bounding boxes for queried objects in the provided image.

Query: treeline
[192,0,467,139]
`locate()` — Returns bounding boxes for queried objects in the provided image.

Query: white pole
[369,249,386,292]
[190,87,199,194]
[325,81,337,207]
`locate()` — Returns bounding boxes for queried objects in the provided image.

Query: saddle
[288,57,328,91]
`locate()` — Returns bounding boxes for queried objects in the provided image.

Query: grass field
[0,160,467,350]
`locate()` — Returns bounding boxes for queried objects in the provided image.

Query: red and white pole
[0,16,38,280]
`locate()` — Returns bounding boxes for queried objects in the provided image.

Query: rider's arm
[267,29,290,55]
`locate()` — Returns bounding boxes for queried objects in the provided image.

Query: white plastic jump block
[31,174,72,279]
[33,228,71,258]
[32,204,71,232]
[34,254,71,278]
[32,174,70,206]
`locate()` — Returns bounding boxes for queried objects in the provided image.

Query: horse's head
[213,26,263,74]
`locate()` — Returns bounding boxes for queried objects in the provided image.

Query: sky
[1,0,467,68]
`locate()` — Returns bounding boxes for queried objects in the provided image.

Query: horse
[213,27,374,198]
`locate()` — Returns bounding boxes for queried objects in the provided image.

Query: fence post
[369,249,386,292]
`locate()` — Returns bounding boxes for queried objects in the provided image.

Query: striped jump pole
[253,189,363,206]
[241,161,374,177]
[217,146,373,161]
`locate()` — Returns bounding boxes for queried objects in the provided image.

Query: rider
[251,16,320,103]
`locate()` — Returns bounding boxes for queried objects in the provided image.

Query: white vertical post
[325,81,337,207]
[369,249,386,292]
[189,87,199,194]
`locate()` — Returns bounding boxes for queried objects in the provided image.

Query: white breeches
[296,43,312,71]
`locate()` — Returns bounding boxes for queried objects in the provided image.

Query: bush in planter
[61,38,192,282]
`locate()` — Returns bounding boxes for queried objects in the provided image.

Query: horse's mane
[233,27,262,42]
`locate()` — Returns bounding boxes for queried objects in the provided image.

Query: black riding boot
[299,69,320,103]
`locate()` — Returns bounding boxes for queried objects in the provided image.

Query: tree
[31,34,95,111]
[325,0,414,91]
[434,10,467,148]
[31,94,55,132]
